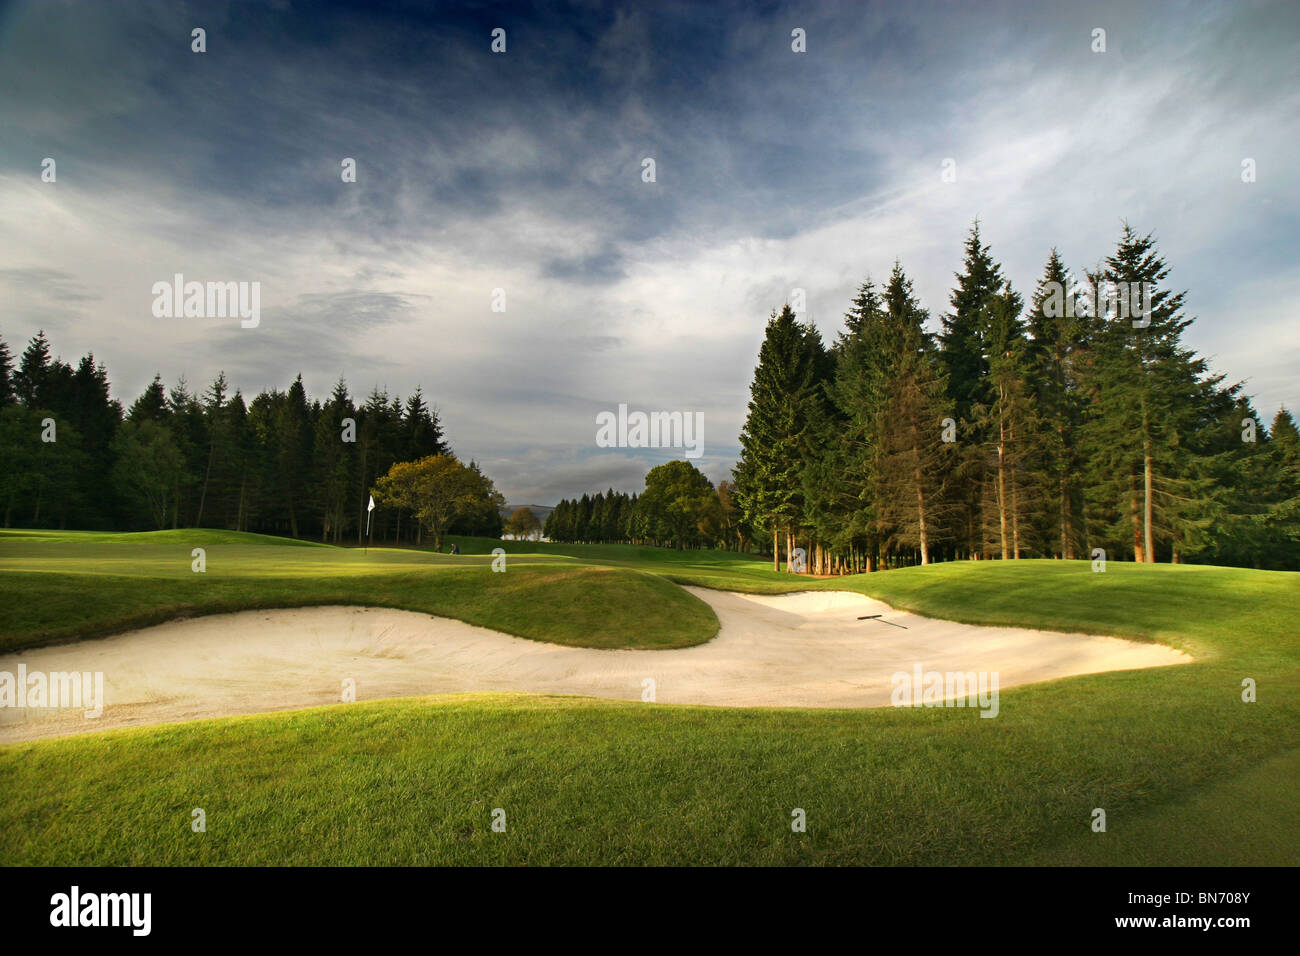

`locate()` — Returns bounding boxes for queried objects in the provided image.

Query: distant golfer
[449,542,460,555]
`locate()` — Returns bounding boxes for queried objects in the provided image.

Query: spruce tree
[13,331,53,407]
[314,378,356,542]
[128,375,170,423]
[874,263,954,565]
[734,305,827,570]
[1080,226,1218,562]
[1025,250,1086,558]
[972,281,1044,558]
[939,224,1007,557]
[0,332,14,406]
[165,378,205,528]
[830,278,892,569]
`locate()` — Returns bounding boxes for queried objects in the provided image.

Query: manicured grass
[1,529,1297,865]
[443,534,786,590]
[1027,747,1300,866]
[0,531,715,652]
[1,681,1294,865]
[3,528,334,548]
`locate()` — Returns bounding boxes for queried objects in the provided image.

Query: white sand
[0,588,1190,742]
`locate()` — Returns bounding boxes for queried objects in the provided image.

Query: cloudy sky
[1,0,1297,503]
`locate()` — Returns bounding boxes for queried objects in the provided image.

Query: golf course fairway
[1,529,1296,866]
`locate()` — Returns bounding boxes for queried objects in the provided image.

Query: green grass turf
[1,529,1297,865]
[1026,746,1300,866]
[0,530,715,652]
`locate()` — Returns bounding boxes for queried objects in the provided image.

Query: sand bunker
[0,588,1190,742]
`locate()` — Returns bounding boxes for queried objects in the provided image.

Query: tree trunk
[1010,432,1020,559]
[1130,471,1143,563]
[1059,475,1069,559]
[915,456,929,566]
[196,441,215,526]
[996,406,1008,560]
[1143,440,1155,564]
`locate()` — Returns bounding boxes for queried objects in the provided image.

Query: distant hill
[500,504,555,524]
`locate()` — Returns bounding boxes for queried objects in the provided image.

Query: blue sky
[1,0,1297,502]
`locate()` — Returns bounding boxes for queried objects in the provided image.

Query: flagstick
[365,494,375,554]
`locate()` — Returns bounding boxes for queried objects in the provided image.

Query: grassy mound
[0,530,716,652]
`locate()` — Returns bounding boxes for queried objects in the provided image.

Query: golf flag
[365,494,375,547]
[367,495,375,513]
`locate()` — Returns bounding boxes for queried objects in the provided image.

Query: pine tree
[314,378,356,542]
[226,392,255,531]
[194,372,229,527]
[829,278,892,570]
[1080,226,1219,562]
[276,375,314,538]
[128,375,170,423]
[13,331,54,407]
[734,304,830,570]
[165,378,205,528]
[940,223,1005,415]
[972,281,1042,558]
[1262,409,1300,568]
[939,224,1007,557]
[358,390,404,541]
[402,388,445,460]
[873,263,954,565]
[1025,250,1086,558]
[64,354,122,528]
[0,332,14,406]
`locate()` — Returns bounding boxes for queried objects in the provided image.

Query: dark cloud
[541,250,626,284]
[1,0,1297,501]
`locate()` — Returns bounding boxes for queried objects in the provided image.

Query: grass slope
[0,530,715,651]
[1,530,1297,865]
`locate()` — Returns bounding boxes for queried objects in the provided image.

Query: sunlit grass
[1,528,1296,865]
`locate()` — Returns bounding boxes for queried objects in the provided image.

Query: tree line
[5,219,1296,569]
[733,223,1300,572]
[544,462,744,550]
[543,222,1299,573]
[0,330,503,542]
